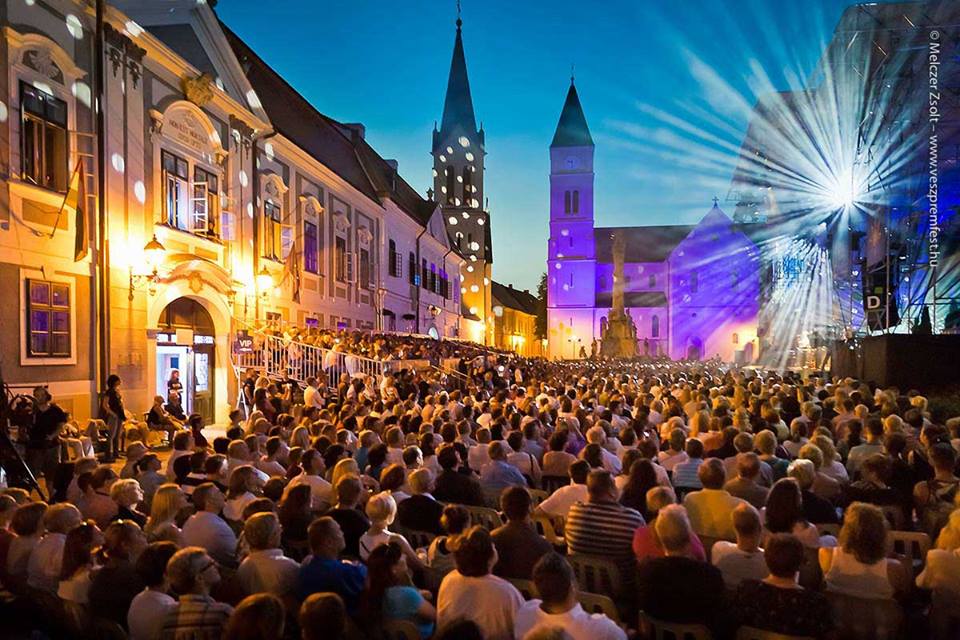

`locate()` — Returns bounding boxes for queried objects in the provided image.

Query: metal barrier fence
[232,331,385,386]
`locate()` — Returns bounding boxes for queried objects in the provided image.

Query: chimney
[342,122,365,140]
[385,159,398,171]
[523,289,530,295]
[508,284,514,289]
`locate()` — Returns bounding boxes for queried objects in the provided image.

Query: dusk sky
[217,0,890,292]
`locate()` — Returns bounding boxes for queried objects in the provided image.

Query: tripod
[0,366,47,501]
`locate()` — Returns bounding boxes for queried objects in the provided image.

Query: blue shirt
[298,556,367,613]
[480,460,527,492]
[672,458,704,490]
[384,586,434,638]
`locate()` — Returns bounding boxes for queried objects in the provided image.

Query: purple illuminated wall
[667,205,761,361]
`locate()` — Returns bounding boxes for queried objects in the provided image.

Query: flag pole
[95,0,110,395]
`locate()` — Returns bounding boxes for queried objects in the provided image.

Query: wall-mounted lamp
[256,266,273,297]
[129,234,166,300]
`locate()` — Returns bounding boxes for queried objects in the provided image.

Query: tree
[535,272,547,339]
[913,305,932,335]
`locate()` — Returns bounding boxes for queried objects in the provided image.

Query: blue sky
[217,0,887,292]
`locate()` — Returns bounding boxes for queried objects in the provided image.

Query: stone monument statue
[600,232,639,358]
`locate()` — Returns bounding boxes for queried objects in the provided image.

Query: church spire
[551,80,593,148]
[439,12,477,134]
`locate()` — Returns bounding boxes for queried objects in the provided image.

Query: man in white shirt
[181,483,238,567]
[236,512,300,597]
[468,428,493,472]
[506,431,541,486]
[28,503,82,593]
[303,377,324,409]
[127,541,177,640]
[437,526,524,640]
[515,551,626,640]
[536,461,590,520]
[710,503,768,588]
[586,427,622,475]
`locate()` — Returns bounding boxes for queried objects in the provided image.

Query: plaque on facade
[165,108,212,156]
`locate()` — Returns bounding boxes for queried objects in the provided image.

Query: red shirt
[633,524,707,562]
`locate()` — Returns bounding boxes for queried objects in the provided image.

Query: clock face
[566,156,579,169]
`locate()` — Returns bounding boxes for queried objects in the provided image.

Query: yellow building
[491,281,543,357]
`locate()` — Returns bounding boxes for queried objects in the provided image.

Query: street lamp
[129,234,165,300]
[256,266,273,297]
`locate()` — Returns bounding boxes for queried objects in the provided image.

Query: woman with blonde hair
[291,425,312,450]
[145,483,187,545]
[812,434,848,484]
[819,502,907,598]
[358,492,424,571]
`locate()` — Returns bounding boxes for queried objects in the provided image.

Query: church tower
[546,78,597,359]
[434,14,491,342]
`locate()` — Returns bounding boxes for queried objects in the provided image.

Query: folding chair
[638,611,712,640]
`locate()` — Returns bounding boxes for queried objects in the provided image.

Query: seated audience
[88,520,148,626]
[396,468,445,535]
[181,483,238,567]
[634,486,707,562]
[536,460,590,520]
[514,552,627,640]
[237,512,300,598]
[428,504,471,575]
[159,546,234,639]
[566,470,644,563]
[683,458,747,540]
[299,517,367,613]
[734,533,833,638]
[820,501,907,598]
[222,593,286,640]
[711,503,768,588]
[326,475,372,558]
[636,504,728,635]
[58,521,103,606]
[723,452,769,509]
[127,541,178,640]
[437,526,524,640]
[28,503,82,593]
[363,541,436,637]
[491,486,553,580]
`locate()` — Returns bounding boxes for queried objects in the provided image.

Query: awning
[382,309,396,317]
[462,312,481,321]
[401,313,416,320]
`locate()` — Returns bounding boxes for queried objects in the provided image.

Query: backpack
[920,478,960,537]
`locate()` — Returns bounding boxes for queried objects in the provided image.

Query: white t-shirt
[514,600,626,640]
[710,541,769,588]
[438,571,524,640]
[128,588,176,640]
[538,484,589,519]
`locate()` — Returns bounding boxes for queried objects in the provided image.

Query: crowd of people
[2,330,960,639]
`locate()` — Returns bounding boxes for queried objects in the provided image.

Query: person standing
[100,374,125,461]
[27,387,67,496]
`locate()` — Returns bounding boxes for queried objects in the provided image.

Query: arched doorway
[155,297,216,425]
[686,336,703,361]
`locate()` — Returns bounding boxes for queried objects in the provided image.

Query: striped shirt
[565,500,645,561]
[672,458,704,490]
[159,594,233,640]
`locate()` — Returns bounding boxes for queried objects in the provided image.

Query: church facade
[545,81,762,362]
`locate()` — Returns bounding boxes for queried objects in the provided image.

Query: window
[304,221,318,274]
[388,240,401,277]
[462,167,472,204]
[162,150,189,229]
[408,252,417,285]
[359,248,371,288]
[430,264,438,293]
[732,333,739,345]
[572,190,580,214]
[690,270,698,293]
[26,279,70,357]
[192,166,219,236]
[421,258,428,290]
[20,82,68,192]
[161,150,219,237]
[445,167,455,205]
[564,191,571,214]
[651,315,660,338]
[648,274,656,288]
[263,201,283,260]
[335,236,347,281]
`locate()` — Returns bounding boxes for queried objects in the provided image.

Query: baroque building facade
[0,0,464,425]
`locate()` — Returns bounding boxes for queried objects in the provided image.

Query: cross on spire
[456,0,462,28]
[712,196,720,206]
[571,63,575,85]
